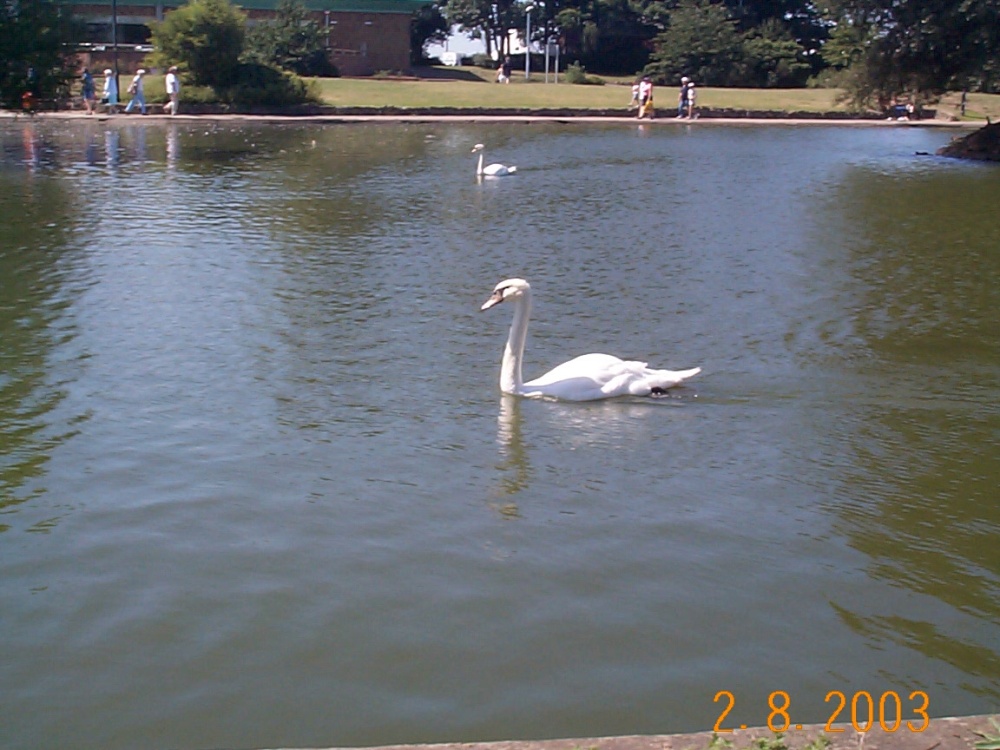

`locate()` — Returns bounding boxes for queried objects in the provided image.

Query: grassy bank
[90,66,1000,120]
[308,71,850,113]
[306,68,1000,119]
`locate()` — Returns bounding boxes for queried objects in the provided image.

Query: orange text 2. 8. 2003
[712,690,930,734]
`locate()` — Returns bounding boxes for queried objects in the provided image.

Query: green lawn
[101,66,1000,120]
[306,68,1000,119]
[308,70,854,112]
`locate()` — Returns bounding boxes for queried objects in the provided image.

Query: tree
[148,0,246,88]
[442,0,502,57]
[819,21,867,72]
[0,0,80,109]
[243,0,335,76]
[411,1,450,64]
[825,0,1000,102]
[645,0,743,85]
[583,0,656,74]
[740,19,811,87]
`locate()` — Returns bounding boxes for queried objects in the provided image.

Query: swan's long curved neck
[476,151,484,175]
[500,292,531,393]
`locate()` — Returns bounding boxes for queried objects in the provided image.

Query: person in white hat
[686,81,697,119]
[164,66,181,115]
[102,68,118,114]
[124,68,147,115]
[677,76,690,118]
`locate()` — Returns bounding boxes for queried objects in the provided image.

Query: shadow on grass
[412,66,490,82]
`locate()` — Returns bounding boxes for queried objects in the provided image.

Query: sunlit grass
[309,69,998,115]
[308,72,853,112]
[937,91,1000,121]
[108,67,1000,119]
[309,75,635,110]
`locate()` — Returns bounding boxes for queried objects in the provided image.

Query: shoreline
[3,110,981,127]
[264,714,999,750]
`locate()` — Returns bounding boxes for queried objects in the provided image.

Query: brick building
[65,0,428,76]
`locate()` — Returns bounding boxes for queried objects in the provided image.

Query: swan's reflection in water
[541,393,692,450]
[493,395,529,513]
[491,392,694,516]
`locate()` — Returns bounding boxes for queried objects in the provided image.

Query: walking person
[629,79,640,110]
[102,68,118,114]
[637,76,654,119]
[124,69,147,115]
[164,66,181,115]
[686,81,697,119]
[81,67,96,115]
[676,76,689,118]
[496,56,512,84]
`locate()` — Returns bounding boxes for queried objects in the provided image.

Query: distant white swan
[481,278,701,401]
[472,143,517,177]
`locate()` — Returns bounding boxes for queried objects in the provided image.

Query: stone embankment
[269,714,999,750]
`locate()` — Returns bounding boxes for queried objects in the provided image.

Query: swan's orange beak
[481,289,504,310]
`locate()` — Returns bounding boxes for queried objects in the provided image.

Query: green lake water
[1,118,998,750]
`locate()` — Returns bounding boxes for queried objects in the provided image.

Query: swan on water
[472,143,517,177]
[481,278,701,401]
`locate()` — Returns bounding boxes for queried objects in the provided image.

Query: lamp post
[111,0,119,93]
[524,4,534,81]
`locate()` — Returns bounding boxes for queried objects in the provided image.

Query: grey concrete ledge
[266,714,999,750]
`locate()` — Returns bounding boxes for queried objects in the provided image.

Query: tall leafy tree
[645,0,743,84]
[148,0,246,88]
[243,0,334,76]
[826,0,1000,101]
[411,0,449,64]
[0,0,80,109]
[552,0,656,74]
[443,0,506,57]
[740,18,811,87]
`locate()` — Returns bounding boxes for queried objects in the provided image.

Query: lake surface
[1,118,998,750]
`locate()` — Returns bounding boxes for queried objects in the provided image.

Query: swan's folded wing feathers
[526,354,621,387]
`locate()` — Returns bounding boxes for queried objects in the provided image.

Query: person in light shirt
[637,76,654,119]
[124,69,147,114]
[102,68,118,114]
[164,66,181,115]
[686,81,697,119]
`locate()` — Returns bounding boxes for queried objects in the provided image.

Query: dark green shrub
[224,62,316,105]
[176,83,220,103]
[565,62,605,85]
[242,0,336,77]
[148,0,245,88]
[0,0,81,108]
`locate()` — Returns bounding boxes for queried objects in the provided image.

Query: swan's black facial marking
[481,287,507,311]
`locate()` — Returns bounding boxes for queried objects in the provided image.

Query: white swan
[481,278,701,401]
[472,143,517,177]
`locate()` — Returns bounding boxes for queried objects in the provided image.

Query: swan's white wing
[523,354,700,401]
[483,163,516,176]
[527,353,626,385]
[627,366,702,395]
